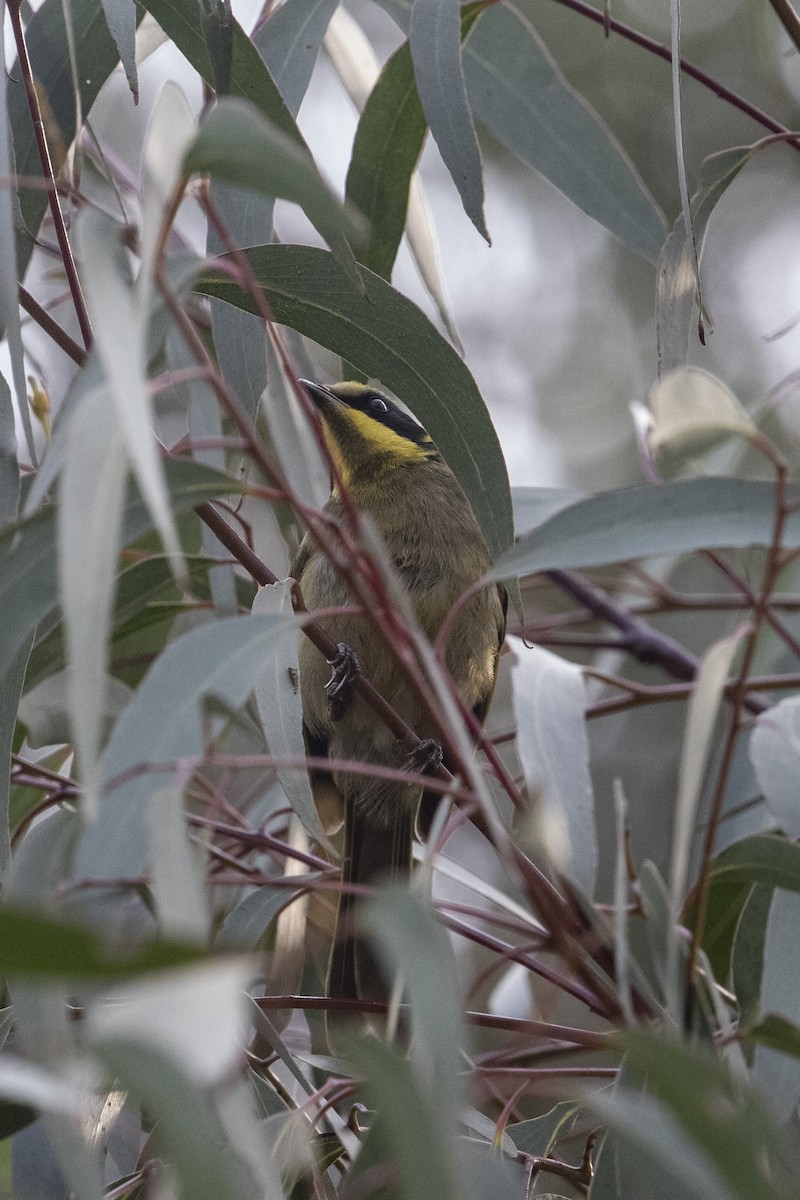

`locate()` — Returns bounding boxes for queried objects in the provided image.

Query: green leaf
[0,460,242,690]
[99,0,138,100]
[74,612,300,881]
[657,146,761,374]
[614,1030,786,1200]
[750,695,800,839]
[0,905,209,978]
[345,35,426,278]
[509,642,596,895]
[746,1014,800,1060]
[215,885,303,948]
[185,97,361,253]
[488,478,800,581]
[462,4,665,263]
[731,885,771,1029]
[704,835,800,893]
[345,4,484,279]
[409,0,488,241]
[253,0,338,119]
[0,638,34,891]
[197,244,513,559]
[252,582,332,848]
[0,374,19,525]
[506,1100,579,1158]
[75,208,183,579]
[346,1039,458,1200]
[57,388,128,819]
[141,0,362,285]
[8,0,137,276]
[365,889,462,1121]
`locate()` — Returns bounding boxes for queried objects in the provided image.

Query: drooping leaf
[657,146,761,375]
[0,906,209,978]
[0,638,34,891]
[253,0,339,118]
[409,0,488,241]
[75,208,183,579]
[197,243,513,560]
[666,630,744,1019]
[252,582,332,848]
[488,478,800,582]
[7,0,140,274]
[185,97,362,254]
[74,612,300,881]
[345,3,483,280]
[99,0,138,100]
[508,638,597,896]
[750,696,800,839]
[57,389,127,819]
[0,460,242,690]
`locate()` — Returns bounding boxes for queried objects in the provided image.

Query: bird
[290,380,507,1023]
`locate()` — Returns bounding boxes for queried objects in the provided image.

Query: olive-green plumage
[291,381,507,1021]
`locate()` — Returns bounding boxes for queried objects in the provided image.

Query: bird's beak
[299,379,343,411]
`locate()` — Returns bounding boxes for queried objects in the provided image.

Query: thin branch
[6,0,93,347]
[769,0,800,54]
[18,285,86,366]
[549,0,800,146]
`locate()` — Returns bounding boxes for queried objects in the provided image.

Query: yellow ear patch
[344,406,431,463]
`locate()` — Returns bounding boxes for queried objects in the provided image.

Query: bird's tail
[326,794,414,1034]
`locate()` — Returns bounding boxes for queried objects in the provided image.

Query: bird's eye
[369,395,388,414]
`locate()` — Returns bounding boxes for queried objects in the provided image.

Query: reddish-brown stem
[549,0,800,146]
[18,285,86,365]
[768,0,800,53]
[688,451,789,990]
[6,0,93,348]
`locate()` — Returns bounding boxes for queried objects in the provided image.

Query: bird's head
[301,380,441,491]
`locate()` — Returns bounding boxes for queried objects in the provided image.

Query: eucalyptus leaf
[657,145,761,374]
[750,696,800,839]
[185,97,362,254]
[75,208,183,578]
[463,2,666,263]
[197,243,513,560]
[74,612,300,881]
[0,906,208,978]
[7,0,139,275]
[0,638,34,891]
[488,478,800,582]
[0,460,241,687]
[615,1029,786,1200]
[58,388,127,818]
[0,373,19,524]
[99,0,138,100]
[252,582,332,848]
[508,638,597,896]
[365,888,462,1121]
[253,0,338,119]
[409,0,487,241]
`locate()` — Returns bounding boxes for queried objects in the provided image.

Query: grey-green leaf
[463,2,666,263]
[185,97,361,258]
[0,460,242,695]
[409,0,488,241]
[488,478,800,581]
[74,612,300,881]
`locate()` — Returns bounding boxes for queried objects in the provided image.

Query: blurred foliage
[2,0,800,1198]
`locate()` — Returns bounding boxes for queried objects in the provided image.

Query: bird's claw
[406,738,443,776]
[325,643,360,719]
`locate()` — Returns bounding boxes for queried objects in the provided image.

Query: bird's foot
[325,642,361,720]
[406,737,443,777]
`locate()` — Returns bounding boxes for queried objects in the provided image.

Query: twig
[769,0,800,54]
[550,0,800,146]
[6,0,93,348]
